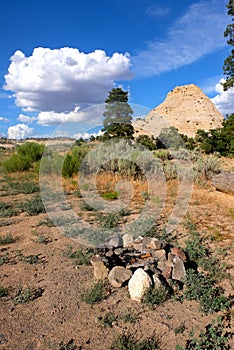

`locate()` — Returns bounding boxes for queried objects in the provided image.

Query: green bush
[0,286,8,297]
[81,280,107,304]
[2,142,45,173]
[62,145,88,178]
[176,315,232,350]
[143,286,170,307]
[109,333,159,350]
[22,195,46,216]
[63,246,93,265]
[183,269,230,314]
[0,233,16,245]
[195,114,234,156]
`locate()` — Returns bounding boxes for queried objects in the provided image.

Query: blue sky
[0,0,233,139]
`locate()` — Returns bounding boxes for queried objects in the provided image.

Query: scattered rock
[151,249,167,262]
[108,266,132,288]
[142,237,162,250]
[109,235,123,248]
[128,268,152,302]
[172,256,186,281]
[170,247,187,261]
[122,234,134,247]
[91,255,109,280]
[211,172,234,195]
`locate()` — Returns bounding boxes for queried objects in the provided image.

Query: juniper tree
[223,0,234,90]
[102,88,134,139]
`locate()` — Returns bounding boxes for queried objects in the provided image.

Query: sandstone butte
[133,84,224,138]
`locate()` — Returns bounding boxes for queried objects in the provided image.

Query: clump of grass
[109,333,160,350]
[0,253,9,266]
[37,217,55,227]
[13,286,44,305]
[98,212,120,229]
[0,286,8,297]
[121,312,136,324]
[0,233,16,245]
[81,280,108,304]
[16,251,41,264]
[101,191,119,200]
[0,203,19,218]
[183,269,231,314]
[59,339,77,350]
[97,313,118,328]
[63,246,94,265]
[143,286,170,308]
[37,234,50,244]
[174,323,186,335]
[22,195,46,216]
[184,231,209,263]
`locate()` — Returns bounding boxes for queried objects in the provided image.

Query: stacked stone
[90,234,187,302]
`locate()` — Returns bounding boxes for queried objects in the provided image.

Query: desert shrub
[59,339,77,350]
[101,191,119,200]
[22,195,46,216]
[2,142,45,173]
[62,145,88,178]
[143,286,170,307]
[98,212,120,228]
[153,149,172,161]
[13,286,44,305]
[63,246,93,265]
[136,134,158,150]
[183,269,231,314]
[81,280,108,304]
[184,231,209,262]
[0,233,16,245]
[0,286,8,297]
[163,161,178,180]
[176,314,232,350]
[39,152,64,175]
[193,154,222,180]
[109,333,160,350]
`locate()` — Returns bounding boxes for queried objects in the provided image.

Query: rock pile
[90,234,187,302]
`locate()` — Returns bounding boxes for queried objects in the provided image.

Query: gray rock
[212,172,234,195]
[128,268,152,302]
[122,234,134,247]
[172,256,186,281]
[109,235,123,248]
[108,266,132,288]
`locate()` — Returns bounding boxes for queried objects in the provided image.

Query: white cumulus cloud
[8,123,34,139]
[17,114,37,124]
[37,103,105,127]
[4,47,133,113]
[211,79,234,116]
[133,0,228,77]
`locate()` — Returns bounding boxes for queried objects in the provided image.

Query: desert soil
[0,159,234,350]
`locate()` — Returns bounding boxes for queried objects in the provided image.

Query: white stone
[128,268,152,302]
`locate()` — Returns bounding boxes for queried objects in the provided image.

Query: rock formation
[133,84,223,138]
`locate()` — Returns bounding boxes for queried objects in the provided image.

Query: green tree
[102,88,134,139]
[195,114,234,156]
[223,0,234,90]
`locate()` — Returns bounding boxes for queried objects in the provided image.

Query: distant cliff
[133,84,223,138]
